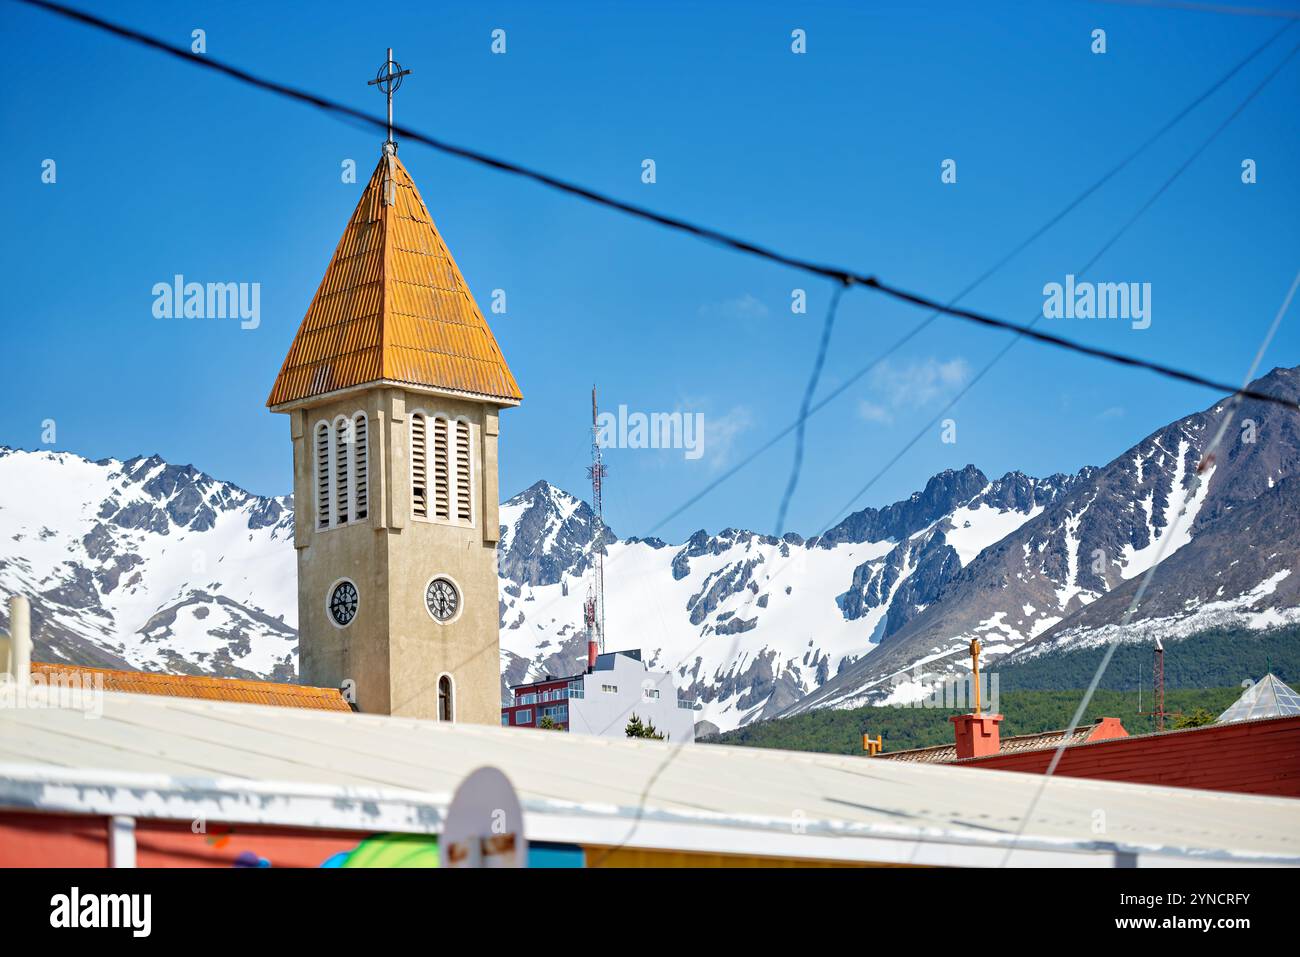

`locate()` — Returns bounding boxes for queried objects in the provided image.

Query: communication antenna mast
[1137,658,1142,715]
[586,386,608,657]
[1154,637,1166,732]
[1138,637,1177,731]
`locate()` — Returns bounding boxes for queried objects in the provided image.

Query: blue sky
[2,0,1297,541]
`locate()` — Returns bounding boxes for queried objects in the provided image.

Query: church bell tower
[266,52,521,723]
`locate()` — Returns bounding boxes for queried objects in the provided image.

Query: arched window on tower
[353,413,368,521]
[438,675,454,722]
[315,422,331,529]
[411,412,428,518]
[335,417,351,525]
[455,419,472,524]
[411,412,473,526]
[432,416,450,520]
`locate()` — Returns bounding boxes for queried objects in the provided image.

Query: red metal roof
[954,715,1300,798]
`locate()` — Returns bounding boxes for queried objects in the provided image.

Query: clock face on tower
[425,577,460,623]
[329,580,359,627]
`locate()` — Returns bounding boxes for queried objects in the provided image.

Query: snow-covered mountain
[0,451,297,679]
[496,469,1074,730]
[2,366,1297,733]
[782,366,1300,716]
[0,446,1061,728]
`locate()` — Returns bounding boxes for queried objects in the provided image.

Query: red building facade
[502,676,578,730]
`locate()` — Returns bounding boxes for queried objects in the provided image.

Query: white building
[503,650,697,743]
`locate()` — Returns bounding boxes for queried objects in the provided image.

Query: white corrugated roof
[1,683,1297,866]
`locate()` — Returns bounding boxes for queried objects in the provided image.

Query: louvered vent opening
[315,424,330,529]
[411,413,428,518]
[335,419,350,524]
[433,417,451,520]
[354,414,368,520]
[455,420,472,523]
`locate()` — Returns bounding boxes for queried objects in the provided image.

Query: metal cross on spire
[368,48,412,152]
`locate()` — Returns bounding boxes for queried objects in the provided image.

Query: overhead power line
[598,21,1300,860]
[16,0,1300,413]
[773,285,845,537]
[651,18,1296,536]
[828,34,1300,527]
[999,262,1300,866]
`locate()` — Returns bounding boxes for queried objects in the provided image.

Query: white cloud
[701,406,755,470]
[699,293,769,321]
[675,397,755,470]
[857,401,893,425]
[862,357,971,416]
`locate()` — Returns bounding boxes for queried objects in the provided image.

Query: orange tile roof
[30,662,353,712]
[267,151,522,409]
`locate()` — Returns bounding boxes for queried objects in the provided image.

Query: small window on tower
[455,419,472,524]
[353,413,368,521]
[432,417,450,520]
[438,675,454,722]
[411,413,428,518]
[315,422,331,529]
[335,418,351,524]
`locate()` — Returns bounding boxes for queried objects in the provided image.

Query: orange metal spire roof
[267,151,522,409]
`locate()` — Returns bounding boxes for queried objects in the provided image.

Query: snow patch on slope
[1121,440,1213,580]
[1017,569,1296,659]
[946,503,1043,567]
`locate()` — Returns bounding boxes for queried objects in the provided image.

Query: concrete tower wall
[290,386,503,723]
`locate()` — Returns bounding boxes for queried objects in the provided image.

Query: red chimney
[950,713,1004,759]
[586,639,598,673]
[948,637,1003,759]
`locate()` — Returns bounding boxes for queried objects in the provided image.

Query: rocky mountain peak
[5,366,1297,734]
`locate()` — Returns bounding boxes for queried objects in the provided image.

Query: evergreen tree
[625,713,666,740]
